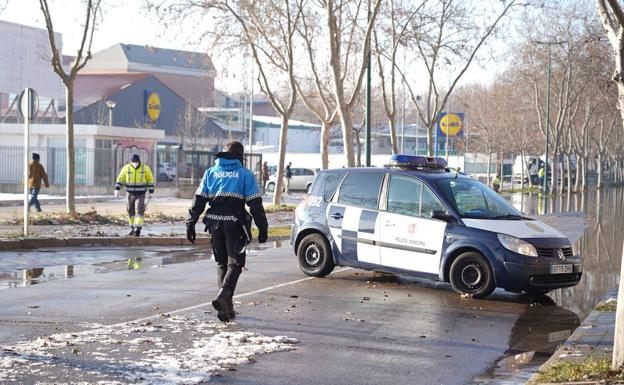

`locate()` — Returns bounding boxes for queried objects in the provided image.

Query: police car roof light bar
[386,154,449,171]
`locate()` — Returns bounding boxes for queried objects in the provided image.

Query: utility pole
[249,62,254,156]
[365,0,372,167]
[544,44,551,195]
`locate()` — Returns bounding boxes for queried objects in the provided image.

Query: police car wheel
[449,252,495,298]
[267,182,275,192]
[298,233,334,277]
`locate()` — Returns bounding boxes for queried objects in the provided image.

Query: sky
[0,0,505,97]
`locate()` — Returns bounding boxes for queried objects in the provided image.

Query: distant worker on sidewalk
[285,162,293,194]
[538,166,546,188]
[186,141,268,322]
[492,174,501,193]
[262,161,270,195]
[28,153,49,212]
[114,154,154,236]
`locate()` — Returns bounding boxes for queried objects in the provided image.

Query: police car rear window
[338,172,384,209]
[310,170,347,202]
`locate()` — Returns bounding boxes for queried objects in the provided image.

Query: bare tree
[176,104,210,185]
[594,0,624,370]
[324,0,382,167]
[39,0,101,217]
[400,0,518,156]
[373,0,423,154]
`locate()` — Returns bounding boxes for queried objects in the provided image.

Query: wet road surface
[0,188,622,384]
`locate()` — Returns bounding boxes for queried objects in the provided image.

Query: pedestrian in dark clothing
[262,161,270,195]
[186,141,268,322]
[28,153,49,212]
[285,162,293,194]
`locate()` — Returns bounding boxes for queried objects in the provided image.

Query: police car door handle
[330,213,343,219]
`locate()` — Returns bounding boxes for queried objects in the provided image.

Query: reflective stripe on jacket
[115,163,154,194]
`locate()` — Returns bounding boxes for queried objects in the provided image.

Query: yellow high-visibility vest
[115,163,154,193]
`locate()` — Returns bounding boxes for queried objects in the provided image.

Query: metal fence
[0,146,262,188]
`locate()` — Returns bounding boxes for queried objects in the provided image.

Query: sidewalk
[528,289,618,384]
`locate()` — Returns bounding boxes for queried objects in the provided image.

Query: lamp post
[105,100,116,127]
[365,0,372,167]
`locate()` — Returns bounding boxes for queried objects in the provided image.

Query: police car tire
[298,233,334,277]
[449,252,495,298]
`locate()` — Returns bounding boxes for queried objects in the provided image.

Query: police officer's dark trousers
[210,222,246,295]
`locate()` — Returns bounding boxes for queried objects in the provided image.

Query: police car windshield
[436,178,523,219]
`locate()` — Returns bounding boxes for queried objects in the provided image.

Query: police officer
[114,154,155,236]
[186,141,268,322]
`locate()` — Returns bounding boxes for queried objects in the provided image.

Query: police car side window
[387,175,422,216]
[421,185,445,218]
[338,172,384,209]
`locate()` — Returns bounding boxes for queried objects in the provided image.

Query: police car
[290,155,582,298]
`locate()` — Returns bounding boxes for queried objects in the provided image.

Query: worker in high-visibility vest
[114,154,154,236]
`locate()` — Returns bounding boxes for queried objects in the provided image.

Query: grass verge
[538,358,624,383]
[2,208,185,226]
[596,298,617,312]
[264,204,297,213]
[252,225,291,238]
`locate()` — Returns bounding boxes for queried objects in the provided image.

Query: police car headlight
[571,241,579,256]
[497,234,538,257]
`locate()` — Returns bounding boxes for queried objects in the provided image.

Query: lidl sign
[145,92,161,122]
[437,112,464,137]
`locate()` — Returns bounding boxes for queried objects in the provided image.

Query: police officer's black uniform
[186,142,268,322]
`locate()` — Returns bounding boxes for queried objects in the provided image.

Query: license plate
[548,329,571,342]
[550,264,573,274]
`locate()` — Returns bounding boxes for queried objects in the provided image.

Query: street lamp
[105,100,116,127]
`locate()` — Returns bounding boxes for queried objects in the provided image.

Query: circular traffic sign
[17,88,39,121]
[440,113,463,137]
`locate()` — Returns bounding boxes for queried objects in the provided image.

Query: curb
[527,288,618,385]
[0,235,290,250]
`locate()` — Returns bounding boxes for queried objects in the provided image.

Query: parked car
[157,162,176,182]
[291,154,582,298]
[266,167,318,193]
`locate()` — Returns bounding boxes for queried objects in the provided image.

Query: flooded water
[471,187,624,384]
[0,241,284,289]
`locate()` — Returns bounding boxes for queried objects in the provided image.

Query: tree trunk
[65,85,76,217]
[336,103,355,167]
[566,153,572,193]
[582,155,587,191]
[272,114,289,205]
[487,151,492,187]
[427,122,435,156]
[598,152,603,189]
[613,239,624,369]
[551,150,558,195]
[521,150,526,190]
[389,117,398,155]
[574,153,581,193]
[320,121,331,169]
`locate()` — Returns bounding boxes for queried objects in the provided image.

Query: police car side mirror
[430,210,455,223]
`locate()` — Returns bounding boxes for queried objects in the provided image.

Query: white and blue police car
[290,155,582,298]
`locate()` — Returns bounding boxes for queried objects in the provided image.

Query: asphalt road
[0,244,580,385]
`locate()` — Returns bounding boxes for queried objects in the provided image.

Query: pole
[365,0,372,167]
[445,73,451,161]
[108,107,112,126]
[400,48,406,154]
[23,89,30,236]
[415,109,419,155]
[249,61,254,156]
[544,45,551,195]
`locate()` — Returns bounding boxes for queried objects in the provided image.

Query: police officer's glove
[258,227,268,244]
[186,223,196,244]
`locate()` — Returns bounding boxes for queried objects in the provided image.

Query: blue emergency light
[386,154,448,171]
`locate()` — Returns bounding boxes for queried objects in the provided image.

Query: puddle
[0,240,285,289]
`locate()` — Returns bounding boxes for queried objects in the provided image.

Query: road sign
[437,112,464,137]
[18,88,39,121]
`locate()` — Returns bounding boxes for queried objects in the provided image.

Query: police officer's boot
[134,227,142,236]
[127,227,135,236]
[226,294,236,320]
[212,288,232,322]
